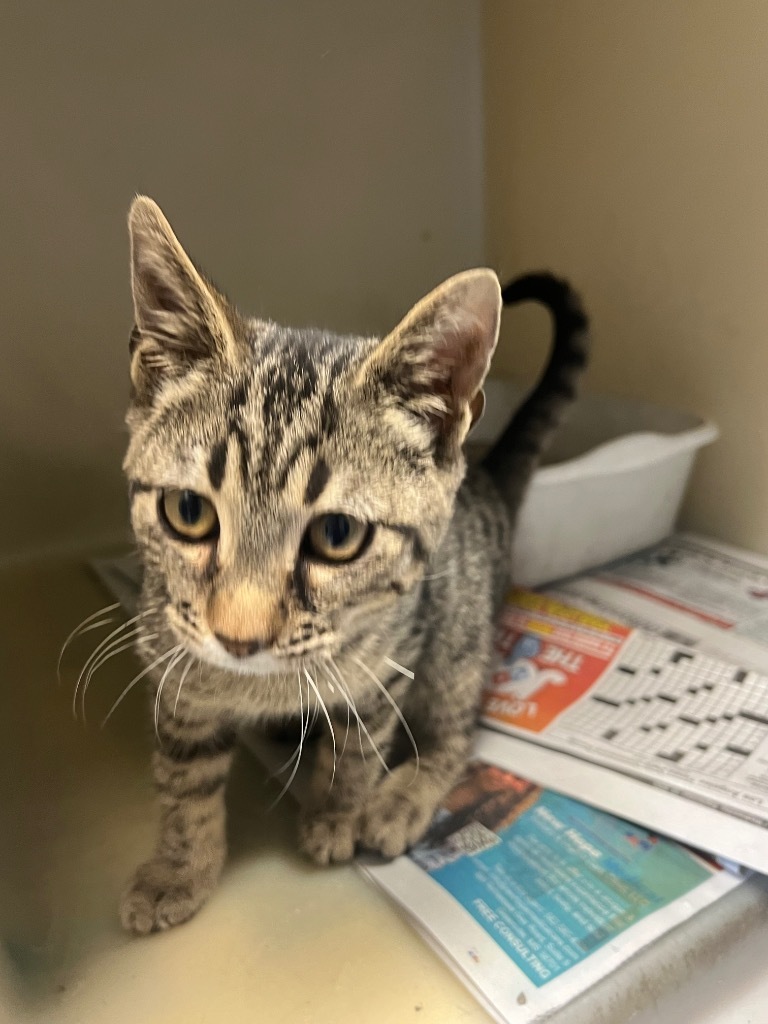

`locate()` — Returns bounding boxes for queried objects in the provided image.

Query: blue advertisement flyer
[409,761,711,986]
[365,744,740,1024]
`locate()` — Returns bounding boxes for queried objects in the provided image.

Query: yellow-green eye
[305,513,370,563]
[161,489,219,541]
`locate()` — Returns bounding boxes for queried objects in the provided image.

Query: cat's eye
[305,513,370,563]
[160,489,219,542]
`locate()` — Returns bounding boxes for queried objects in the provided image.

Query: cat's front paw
[360,766,436,859]
[120,857,216,935]
[298,809,360,866]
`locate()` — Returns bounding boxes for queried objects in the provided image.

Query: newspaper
[481,534,768,874]
[362,734,740,1024]
[549,533,768,671]
[584,533,768,641]
[90,547,744,1024]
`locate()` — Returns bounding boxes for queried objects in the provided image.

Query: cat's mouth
[176,632,333,679]
[165,607,336,677]
[196,637,286,676]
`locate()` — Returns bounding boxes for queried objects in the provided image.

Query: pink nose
[207,583,282,657]
[215,633,262,658]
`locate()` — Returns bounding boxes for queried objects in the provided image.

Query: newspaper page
[589,533,768,639]
[362,735,740,1024]
[548,534,768,673]
[480,588,768,873]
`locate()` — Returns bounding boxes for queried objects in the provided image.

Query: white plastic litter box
[469,379,719,588]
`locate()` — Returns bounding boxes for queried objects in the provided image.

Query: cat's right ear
[127,196,236,400]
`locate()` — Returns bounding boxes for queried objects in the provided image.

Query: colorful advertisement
[410,761,712,987]
[483,590,631,733]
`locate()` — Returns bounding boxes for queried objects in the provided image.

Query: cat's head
[123,196,501,678]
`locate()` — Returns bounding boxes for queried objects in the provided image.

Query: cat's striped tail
[482,272,589,521]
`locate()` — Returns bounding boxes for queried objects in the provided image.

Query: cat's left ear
[357,269,501,457]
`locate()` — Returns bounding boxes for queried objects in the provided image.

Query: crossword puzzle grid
[556,634,768,787]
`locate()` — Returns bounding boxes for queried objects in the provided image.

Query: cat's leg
[298,688,401,865]
[120,706,236,934]
[358,658,484,859]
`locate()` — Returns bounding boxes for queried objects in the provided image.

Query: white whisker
[155,649,186,742]
[101,645,181,728]
[353,655,419,779]
[323,658,352,759]
[57,602,121,683]
[81,629,159,723]
[63,616,116,660]
[72,611,150,719]
[421,568,451,581]
[308,682,321,730]
[382,656,415,680]
[330,658,390,774]
[269,672,310,809]
[304,666,336,789]
[272,676,305,777]
[173,655,195,718]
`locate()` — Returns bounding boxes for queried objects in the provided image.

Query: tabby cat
[119,196,588,934]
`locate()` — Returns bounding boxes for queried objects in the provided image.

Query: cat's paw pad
[360,772,435,859]
[299,810,359,866]
[120,858,213,935]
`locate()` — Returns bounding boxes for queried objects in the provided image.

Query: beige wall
[484,1,768,553]
[10,1,763,559]
[1,1,484,559]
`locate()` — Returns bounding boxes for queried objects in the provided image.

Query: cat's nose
[214,633,263,659]
[207,583,283,657]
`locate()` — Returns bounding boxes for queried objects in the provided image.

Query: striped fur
[119,197,588,933]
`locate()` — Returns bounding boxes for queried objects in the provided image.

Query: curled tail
[482,272,589,519]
